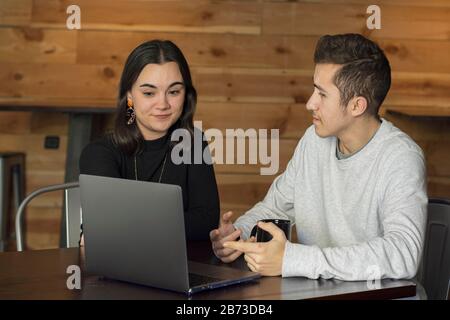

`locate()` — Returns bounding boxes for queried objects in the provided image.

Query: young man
[210,34,427,280]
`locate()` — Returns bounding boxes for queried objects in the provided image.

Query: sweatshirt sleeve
[282,149,428,280]
[234,136,306,239]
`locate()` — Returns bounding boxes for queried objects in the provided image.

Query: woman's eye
[319,92,326,98]
[143,92,155,97]
[169,90,180,96]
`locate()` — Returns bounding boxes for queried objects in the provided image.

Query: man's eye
[319,92,326,98]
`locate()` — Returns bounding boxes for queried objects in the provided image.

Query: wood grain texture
[76,30,450,72]
[386,106,450,117]
[0,27,76,64]
[195,102,311,139]
[31,0,262,34]
[0,0,32,26]
[0,245,418,300]
[267,0,450,8]
[212,138,296,174]
[217,173,274,216]
[0,111,31,134]
[77,31,318,69]
[1,63,449,105]
[262,2,450,40]
[0,0,448,250]
[428,176,450,199]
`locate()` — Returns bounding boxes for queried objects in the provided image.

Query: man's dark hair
[314,33,391,116]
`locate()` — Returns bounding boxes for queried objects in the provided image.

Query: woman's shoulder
[79,133,125,176]
[81,133,121,159]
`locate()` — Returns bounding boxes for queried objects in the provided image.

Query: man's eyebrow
[314,83,328,94]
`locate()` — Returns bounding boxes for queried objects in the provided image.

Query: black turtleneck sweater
[79,132,220,241]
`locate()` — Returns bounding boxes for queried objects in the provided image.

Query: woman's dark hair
[112,40,196,155]
[314,33,391,117]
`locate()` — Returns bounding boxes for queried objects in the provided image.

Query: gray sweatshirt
[234,119,427,280]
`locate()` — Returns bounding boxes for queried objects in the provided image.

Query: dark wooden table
[0,242,418,300]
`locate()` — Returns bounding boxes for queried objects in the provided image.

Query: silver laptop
[79,174,260,295]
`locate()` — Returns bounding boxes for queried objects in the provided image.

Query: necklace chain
[134,153,167,183]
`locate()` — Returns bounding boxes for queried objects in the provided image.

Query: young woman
[79,40,220,241]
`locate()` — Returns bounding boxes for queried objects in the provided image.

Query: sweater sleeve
[234,137,305,239]
[79,139,122,178]
[282,149,428,280]
[184,139,220,241]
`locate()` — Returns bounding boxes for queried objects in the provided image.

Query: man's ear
[350,96,368,117]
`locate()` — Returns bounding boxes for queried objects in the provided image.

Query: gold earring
[126,99,135,125]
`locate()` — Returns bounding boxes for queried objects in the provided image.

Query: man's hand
[210,211,243,263]
[223,221,287,276]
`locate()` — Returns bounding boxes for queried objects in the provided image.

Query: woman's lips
[153,114,171,120]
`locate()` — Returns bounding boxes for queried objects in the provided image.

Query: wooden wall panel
[0,0,32,26]
[2,62,448,107]
[77,30,318,69]
[384,113,450,178]
[0,0,448,250]
[376,39,450,74]
[268,1,450,8]
[0,113,67,250]
[213,138,296,174]
[76,29,450,73]
[195,102,311,139]
[0,27,76,64]
[0,111,31,134]
[31,0,262,34]
[262,3,450,40]
[30,111,69,135]
[217,173,274,217]
[428,177,450,199]
[25,207,61,249]
[193,69,450,106]
[383,113,450,141]
[0,63,120,99]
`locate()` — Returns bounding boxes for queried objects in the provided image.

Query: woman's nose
[156,93,170,109]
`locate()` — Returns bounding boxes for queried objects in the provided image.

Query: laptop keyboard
[188,273,222,287]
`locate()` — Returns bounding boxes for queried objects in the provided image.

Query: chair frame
[15,182,79,251]
[420,198,450,300]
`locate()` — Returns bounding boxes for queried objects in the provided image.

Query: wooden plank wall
[0,111,68,249]
[0,0,449,249]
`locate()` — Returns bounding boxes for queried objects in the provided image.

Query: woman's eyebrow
[139,83,157,89]
[139,82,184,89]
[168,82,184,88]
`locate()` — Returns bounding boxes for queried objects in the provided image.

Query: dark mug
[250,219,292,242]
